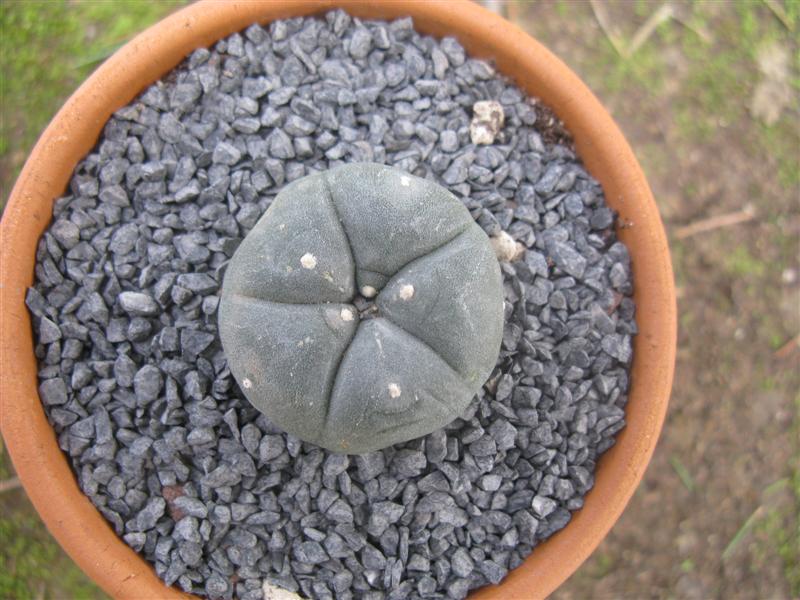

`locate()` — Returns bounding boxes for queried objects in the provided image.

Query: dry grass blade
[722,479,791,561]
[627,3,674,58]
[0,476,22,494]
[669,3,713,44]
[672,15,712,43]
[674,206,756,239]
[589,0,626,57]
[722,505,766,561]
[669,455,695,492]
[591,2,683,59]
[763,0,795,31]
[774,333,800,359]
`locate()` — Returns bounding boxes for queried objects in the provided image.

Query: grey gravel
[38,317,62,344]
[294,541,328,564]
[50,219,81,249]
[118,291,158,316]
[39,378,67,406]
[32,10,635,600]
[132,498,166,532]
[439,130,459,153]
[173,496,208,519]
[212,141,242,165]
[532,495,558,518]
[133,365,162,404]
[547,240,588,279]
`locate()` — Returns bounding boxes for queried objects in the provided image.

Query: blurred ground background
[1,1,798,598]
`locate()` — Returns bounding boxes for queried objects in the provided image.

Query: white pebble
[242,378,252,389]
[490,231,524,262]
[400,175,411,187]
[388,383,401,398]
[361,285,377,298]
[399,284,415,300]
[300,253,317,269]
[470,99,505,145]
[340,308,354,321]
[470,122,495,145]
[262,580,303,600]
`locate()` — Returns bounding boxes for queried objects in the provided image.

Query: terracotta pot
[0,1,676,598]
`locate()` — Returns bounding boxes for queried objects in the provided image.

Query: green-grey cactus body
[219,163,503,454]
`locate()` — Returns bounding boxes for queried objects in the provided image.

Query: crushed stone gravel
[29,10,636,600]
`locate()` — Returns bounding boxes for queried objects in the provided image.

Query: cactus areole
[219,163,504,454]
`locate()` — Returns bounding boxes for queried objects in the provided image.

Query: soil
[531,102,573,149]
[1,2,798,599]
[510,2,800,599]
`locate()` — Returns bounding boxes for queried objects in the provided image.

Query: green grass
[751,395,800,596]
[585,551,615,578]
[1,5,185,595]
[721,235,796,356]
[0,0,185,204]
[0,450,109,599]
[674,2,799,182]
[725,246,767,278]
[519,2,799,595]
[582,28,669,97]
[669,455,695,492]
[572,1,799,195]
[774,470,800,595]
[1,1,798,597]
[548,6,798,590]
[763,121,800,189]
[0,510,107,599]
[773,395,800,595]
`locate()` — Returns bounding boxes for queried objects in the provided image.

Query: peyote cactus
[219,163,504,454]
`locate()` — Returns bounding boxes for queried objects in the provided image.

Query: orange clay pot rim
[0,2,676,599]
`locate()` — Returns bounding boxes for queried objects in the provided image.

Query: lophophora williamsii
[219,163,504,454]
